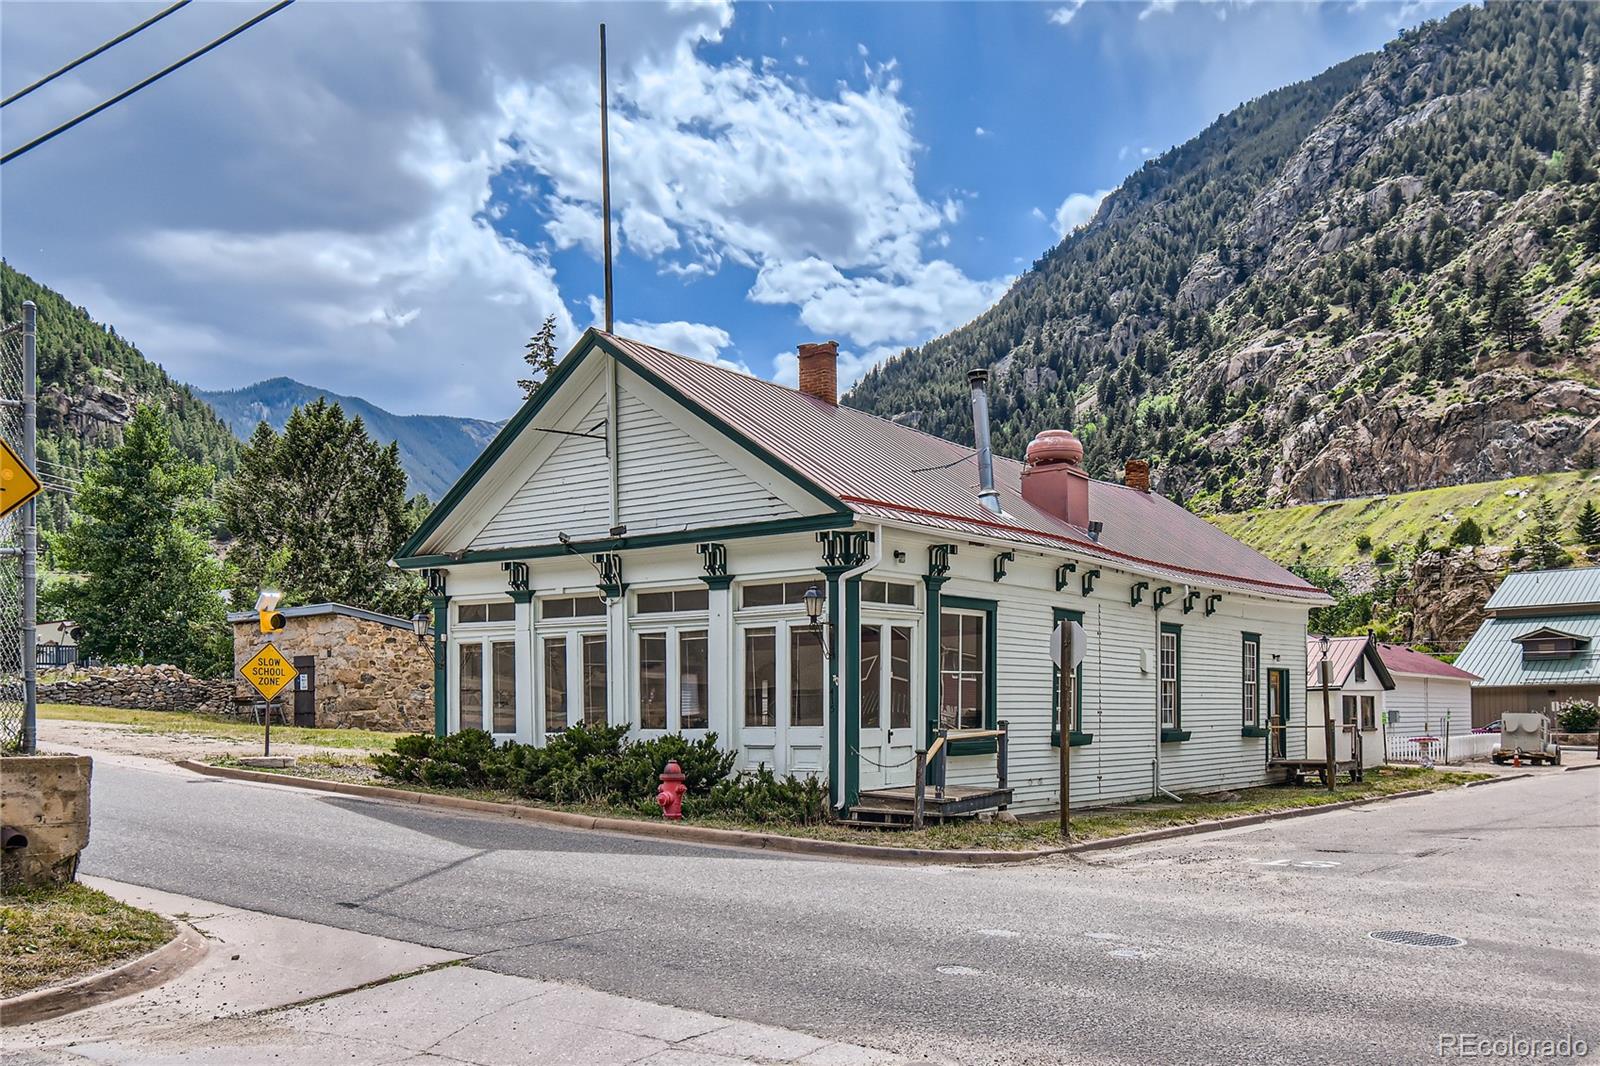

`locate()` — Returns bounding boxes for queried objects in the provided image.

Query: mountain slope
[195,378,500,500]
[849,1,1599,513]
[1,261,241,536]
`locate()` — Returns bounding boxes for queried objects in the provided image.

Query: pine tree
[221,400,424,616]
[53,406,230,675]
[1576,500,1600,546]
[1523,498,1572,569]
[518,314,560,400]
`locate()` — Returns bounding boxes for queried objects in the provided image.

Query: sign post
[241,642,295,755]
[1051,619,1087,839]
[0,437,41,521]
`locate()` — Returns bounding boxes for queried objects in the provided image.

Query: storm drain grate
[1369,930,1464,948]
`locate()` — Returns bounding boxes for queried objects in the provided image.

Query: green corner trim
[1161,728,1192,743]
[699,575,735,591]
[1240,725,1270,738]
[431,594,450,737]
[509,590,535,604]
[396,329,851,564]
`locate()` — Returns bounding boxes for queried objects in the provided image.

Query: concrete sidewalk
[2,880,920,1066]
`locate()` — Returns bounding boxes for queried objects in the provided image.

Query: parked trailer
[1489,712,1562,767]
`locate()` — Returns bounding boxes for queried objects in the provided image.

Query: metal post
[934,727,947,799]
[996,719,1009,810]
[21,301,37,754]
[913,749,926,830]
[264,699,272,756]
[1059,708,1071,840]
[598,24,614,333]
[1443,712,1450,765]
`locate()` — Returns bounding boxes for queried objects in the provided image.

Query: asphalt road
[83,760,1600,1066]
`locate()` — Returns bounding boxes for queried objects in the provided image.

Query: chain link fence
[0,317,28,750]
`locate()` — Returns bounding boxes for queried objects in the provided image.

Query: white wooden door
[858,622,916,791]
[737,620,827,779]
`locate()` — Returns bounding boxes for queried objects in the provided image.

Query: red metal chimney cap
[1025,429,1083,468]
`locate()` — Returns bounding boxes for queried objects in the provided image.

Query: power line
[1,0,295,166]
[1,0,194,109]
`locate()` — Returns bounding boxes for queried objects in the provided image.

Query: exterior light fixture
[803,584,833,658]
[411,611,431,640]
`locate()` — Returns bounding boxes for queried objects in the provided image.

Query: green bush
[1355,533,1373,553]
[1373,545,1395,565]
[1449,516,1484,547]
[1557,699,1598,733]
[688,767,831,826]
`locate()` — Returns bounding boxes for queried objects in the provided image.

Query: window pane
[939,615,960,673]
[540,598,572,619]
[543,638,567,733]
[890,626,912,730]
[860,626,882,729]
[458,604,487,624]
[487,602,516,623]
[637,592,674,614]
[582,634,607,725]
[572,596,606,618]
[741,583,782,608]
[744,628,776,728]
[1342,694,1357,725]
[675,589,709,612]
[960,614,983,672]
[790,627,824,727]
[679,631,709,730]
[639,634,667,729]
[784,581,814,603]
[458,642,483,731]
[491,641,516,733]
[958,676,981,729]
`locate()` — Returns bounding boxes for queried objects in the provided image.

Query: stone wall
[1,754,92,886]
[232,612,433,733]
[39,664,234,714]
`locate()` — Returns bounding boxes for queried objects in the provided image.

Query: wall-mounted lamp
[803,584,833,658]
[411,611,431,640]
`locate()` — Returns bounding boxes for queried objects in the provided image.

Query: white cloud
[1139,0,1179,18]
[772,343,902,392]
[1030,206,1048,222]
[1053,189,1113,237]
[974,126,990,137]
[1049,1,1087,25]
[615,318,751,375]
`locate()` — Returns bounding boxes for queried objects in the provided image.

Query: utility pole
[1320,642,1335,791]
[21,300,37,754]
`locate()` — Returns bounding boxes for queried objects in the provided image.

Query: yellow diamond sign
[0,437,42,521]
[241,642,296,702]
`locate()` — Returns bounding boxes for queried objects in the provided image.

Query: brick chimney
[1021,430,1090,530]
[1123,459,1151,493]
[796,341,838,405]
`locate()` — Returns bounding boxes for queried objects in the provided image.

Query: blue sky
[1,1,1463,418]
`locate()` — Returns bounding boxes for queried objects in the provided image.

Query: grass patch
[0,882,174,997]
[1209,471,1598,569]
[207,758,1484,852]
[38,704,401,751]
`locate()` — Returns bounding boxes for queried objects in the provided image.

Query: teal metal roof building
[1456,568,1600,726]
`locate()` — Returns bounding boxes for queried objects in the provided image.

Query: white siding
[472,393,611,550]
[1386,675,1474,738]
[615,379,802,535]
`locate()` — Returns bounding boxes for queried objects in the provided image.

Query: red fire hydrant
[656,759,687,820]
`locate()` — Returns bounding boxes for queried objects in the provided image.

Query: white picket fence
[1387,732,1500,765]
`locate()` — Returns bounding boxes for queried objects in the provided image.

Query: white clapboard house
[1306,635,1395,770]
[395,332,1332,817]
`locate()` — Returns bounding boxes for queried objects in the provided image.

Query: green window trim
[1240,725,1271,738]
[1242,631,1261,729]
[1050,607,1091,748]
[431,594,450,737]
[1159,621,1183,733]
[940,595,999,756]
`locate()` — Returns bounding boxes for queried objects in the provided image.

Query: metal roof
[1306,635,1396,690]
[1375,642,1480,682]
[226,602,417,630]
[1484,567,1600,613]
[1455,613,1600,688]
[607,333,1330,604]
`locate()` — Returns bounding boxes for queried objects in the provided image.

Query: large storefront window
[789,627,825,726]
[459,643,483,731]
[538,595,607,734]
[636,627,710,732]
[457,637,515,735]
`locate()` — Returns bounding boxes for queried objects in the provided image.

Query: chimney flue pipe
[968,368,1002,515]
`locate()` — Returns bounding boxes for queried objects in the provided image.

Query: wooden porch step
[852,785,1014,820]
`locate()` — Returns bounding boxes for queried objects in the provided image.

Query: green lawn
[213,758,1482,852]
[0,882,174,997]
[1208,471,1597,569]
[39,704,403,751]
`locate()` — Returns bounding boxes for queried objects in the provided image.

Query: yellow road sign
[0,437,42,521]
[241,642,296,702]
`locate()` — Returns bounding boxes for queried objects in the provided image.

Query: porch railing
[911,720,1008,830]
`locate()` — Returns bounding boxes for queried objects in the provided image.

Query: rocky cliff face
[1396,547,1512,648]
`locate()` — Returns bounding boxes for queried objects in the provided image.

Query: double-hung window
[1342,694,1358,726]
[635,587,710,732]
[538,595,608,734]
[455,599,517,736]
[1360,695,1376,731]
[1241,634,1260,727]
[1159,624,1181,729]
[938,605,989,731]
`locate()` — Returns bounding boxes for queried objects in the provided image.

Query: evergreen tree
[221,400,425,616]
[1576,500,1600,546]
[1522,498,1572,569]
[53,406,229,675]
[1449,516,1484,547]
[518,314,560,400]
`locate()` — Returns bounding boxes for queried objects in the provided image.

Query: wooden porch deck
[846,784,1014,827]
[1268,758,1363,785]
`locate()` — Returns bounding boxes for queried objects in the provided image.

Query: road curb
[176,761,1455,865]
[1564,762,1600,772]
[1466,772,1534,786]
[0,918,208,1027]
